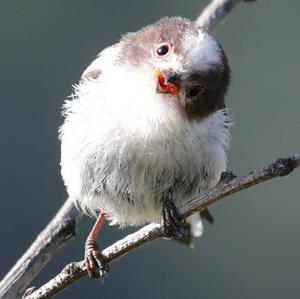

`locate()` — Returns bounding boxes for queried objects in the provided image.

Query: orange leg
[85,213,108,278]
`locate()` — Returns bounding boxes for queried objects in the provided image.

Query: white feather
[184,29,223,71]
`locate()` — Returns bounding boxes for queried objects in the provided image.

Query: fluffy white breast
[60,43,231,226]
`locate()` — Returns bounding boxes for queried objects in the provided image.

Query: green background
[0,1,299,298]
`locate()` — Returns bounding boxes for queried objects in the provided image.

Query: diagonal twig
[196,0,256,32]
[24,154,300,299]
[197,0,239,31]
[0,200,81,299]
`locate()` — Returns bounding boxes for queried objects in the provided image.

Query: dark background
[1,1,300,298]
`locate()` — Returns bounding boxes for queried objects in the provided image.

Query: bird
[59,16,231,278]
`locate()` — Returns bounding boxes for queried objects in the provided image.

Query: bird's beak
[155,69,180,96]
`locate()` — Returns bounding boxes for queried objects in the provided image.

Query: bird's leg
[85,213,109,279]
[161,199,189,238]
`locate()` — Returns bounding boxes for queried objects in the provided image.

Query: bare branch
[0,1,256,298]
[0,199,81,299]
[196,0,255,32]
[24,155,300,299]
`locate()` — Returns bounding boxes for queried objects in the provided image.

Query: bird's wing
[81,44,120,80]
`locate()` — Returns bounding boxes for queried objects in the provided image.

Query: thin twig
[196,0,243,32]
[197,0,256,32]
[24,155,300,299]
[0,1,255,298]
[0,200,81,299]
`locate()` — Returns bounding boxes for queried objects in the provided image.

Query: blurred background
[0,0,299,298]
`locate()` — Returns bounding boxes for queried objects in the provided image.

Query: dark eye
[156,43,170,56]
[188,86,205,97]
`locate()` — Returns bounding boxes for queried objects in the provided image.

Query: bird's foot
[161,199,189,239]
[174,208,214,247]
[219,170,237,184]
[172,222,194,246]
[85,238,109,279]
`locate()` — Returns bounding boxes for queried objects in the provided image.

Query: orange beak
[155,70,180,96]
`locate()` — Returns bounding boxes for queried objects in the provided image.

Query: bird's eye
[188,86,205,97]
[156,43,170,56]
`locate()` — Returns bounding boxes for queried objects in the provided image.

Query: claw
[85,241,109,279]
[84,213,108,279]
[219,170,237,184]
[161,199,189,238]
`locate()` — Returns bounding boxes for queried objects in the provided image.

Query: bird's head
[118,17,230,120]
